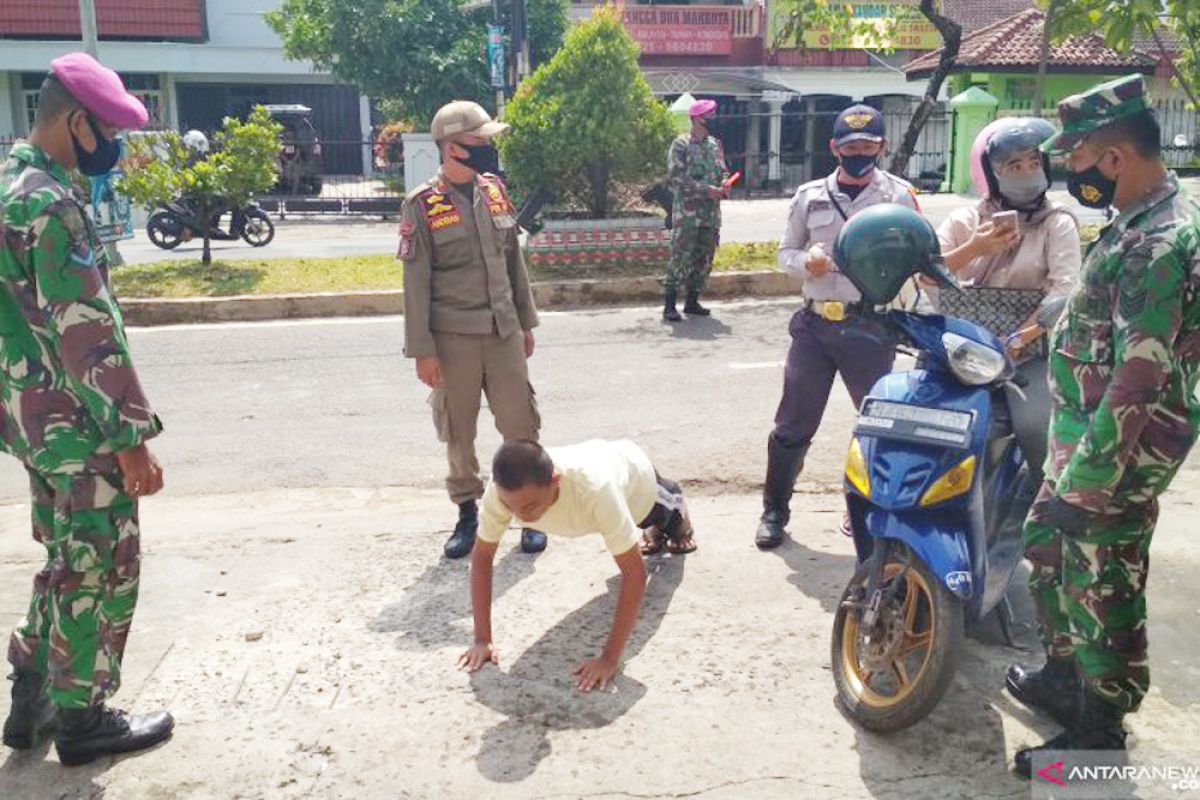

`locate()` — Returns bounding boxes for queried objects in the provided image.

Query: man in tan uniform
[400,100,544,559]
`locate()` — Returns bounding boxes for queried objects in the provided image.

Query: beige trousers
[430,330,540,504]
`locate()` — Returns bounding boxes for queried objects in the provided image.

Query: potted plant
[499,2,676,268]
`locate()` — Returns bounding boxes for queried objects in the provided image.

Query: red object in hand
[723,171,742,188]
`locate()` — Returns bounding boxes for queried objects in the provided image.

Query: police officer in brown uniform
[400,101,545,559]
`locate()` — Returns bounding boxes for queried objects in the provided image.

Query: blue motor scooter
[823,205,1063,732]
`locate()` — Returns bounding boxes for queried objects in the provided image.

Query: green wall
[949,72,1129,112]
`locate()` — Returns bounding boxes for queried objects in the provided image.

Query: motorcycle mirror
[1037,296,1068,329]
[922,258,963,295]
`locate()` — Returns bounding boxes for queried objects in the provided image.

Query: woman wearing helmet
[937,117,1079,298]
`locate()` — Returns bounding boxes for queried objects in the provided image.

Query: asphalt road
[0,299,839,503]
[116,185,1124,266]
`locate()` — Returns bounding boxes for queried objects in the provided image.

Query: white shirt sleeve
[590,481,641,556]
[778,192,811,278]
[1043,211,1083,298]
[478,483,513,544]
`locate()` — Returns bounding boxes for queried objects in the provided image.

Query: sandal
[665,533,697,554]
[664,509,697,555]
[641,528,667,556]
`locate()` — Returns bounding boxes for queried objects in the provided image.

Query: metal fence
[4,97,1197,216]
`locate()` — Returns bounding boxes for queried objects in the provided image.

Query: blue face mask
[70,112,122,176]
[839,153,878,179]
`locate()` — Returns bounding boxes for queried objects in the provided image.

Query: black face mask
[70,112,122,176]
[1067,158,1117,209]
[839,153,878,179]
[456,143,500,175]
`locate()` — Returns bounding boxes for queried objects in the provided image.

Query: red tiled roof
[0,0,206,41]
[903,8,1156,78]
[941,0,1037,34]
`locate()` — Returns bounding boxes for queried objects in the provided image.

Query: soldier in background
[1,53,174,766]
[1009,74,1200,778]
[663,99,730,322]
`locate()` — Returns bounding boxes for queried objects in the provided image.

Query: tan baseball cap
[430,100,509,142]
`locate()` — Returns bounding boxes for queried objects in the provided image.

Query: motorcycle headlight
[941,332,1006,386]
[844,437,871,499]
[920,455,976,507]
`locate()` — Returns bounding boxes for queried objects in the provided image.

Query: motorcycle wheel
[240,210,275,247]
[831,542,963,732]
[146,211,183,250]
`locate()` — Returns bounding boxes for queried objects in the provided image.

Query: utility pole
[78,0,99,56]
[491,0,506,117]
[512,0,529,83]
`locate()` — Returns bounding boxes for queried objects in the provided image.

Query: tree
[1047,0,1199,108]
[498,3,676,218]
[266,0,569,126]
[118,107,283,265]
[771,0,962,178]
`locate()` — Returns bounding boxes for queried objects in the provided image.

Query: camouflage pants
[665,222,718,293]
[7,467,140,710]
[1023,481,1156,713]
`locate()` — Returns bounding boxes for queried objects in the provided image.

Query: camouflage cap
[1041,74,1149,154]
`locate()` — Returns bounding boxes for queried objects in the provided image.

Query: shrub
[499,3,676,218]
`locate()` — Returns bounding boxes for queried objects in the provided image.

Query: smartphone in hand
[991,210,1019,235]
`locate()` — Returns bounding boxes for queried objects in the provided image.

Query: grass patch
[114,242,779,298]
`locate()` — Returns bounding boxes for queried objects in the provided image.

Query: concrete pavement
[1,301,1197,798]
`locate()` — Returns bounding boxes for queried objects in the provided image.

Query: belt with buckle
[804,299,860,322]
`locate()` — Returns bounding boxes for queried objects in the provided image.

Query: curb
[121,270,805,326]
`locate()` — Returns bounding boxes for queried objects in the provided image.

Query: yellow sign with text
[771,3,940,51]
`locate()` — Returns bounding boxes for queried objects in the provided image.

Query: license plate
[856,400,974,448]
[863,401,972,431]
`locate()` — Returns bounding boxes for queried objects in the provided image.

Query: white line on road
[728,361,785,370]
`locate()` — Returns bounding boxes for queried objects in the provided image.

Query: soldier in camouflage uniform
[662,99,730,322]
[1007,75,1200,778]
[1,53,174,765]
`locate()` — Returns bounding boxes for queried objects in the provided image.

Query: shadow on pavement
[369,547,536,650]
[469,554,686,783]
[0,737,109,799]
[663,316,734,341]
[769,534,857,614]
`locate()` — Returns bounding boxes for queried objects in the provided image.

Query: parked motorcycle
[823,204,1067,732]
[146,197,275,251]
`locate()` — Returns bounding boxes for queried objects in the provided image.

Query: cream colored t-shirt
[479,439,658,555]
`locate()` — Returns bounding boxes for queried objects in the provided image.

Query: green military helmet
[832,204,955,305]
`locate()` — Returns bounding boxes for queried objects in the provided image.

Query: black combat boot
[755,435,808,549]
[55,705,174,767]
[1005,655,1082,728]
[683,290,711,316]
[444,501,478,559]
[520,528,547,553]
[663,289,683,322]
[3,671,56,749]
[1014,688,1127,779]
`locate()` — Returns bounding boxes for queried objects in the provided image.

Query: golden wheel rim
[840,562,936,710]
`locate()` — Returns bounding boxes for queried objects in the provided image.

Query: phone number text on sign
[625,28,733,54]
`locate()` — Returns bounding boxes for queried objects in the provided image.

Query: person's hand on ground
[524,330,535,358]
[573,657,618,692]
[457,642,498,673]
[806,244,832,278]
[416,356,442,388]
[116,444,164,498]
